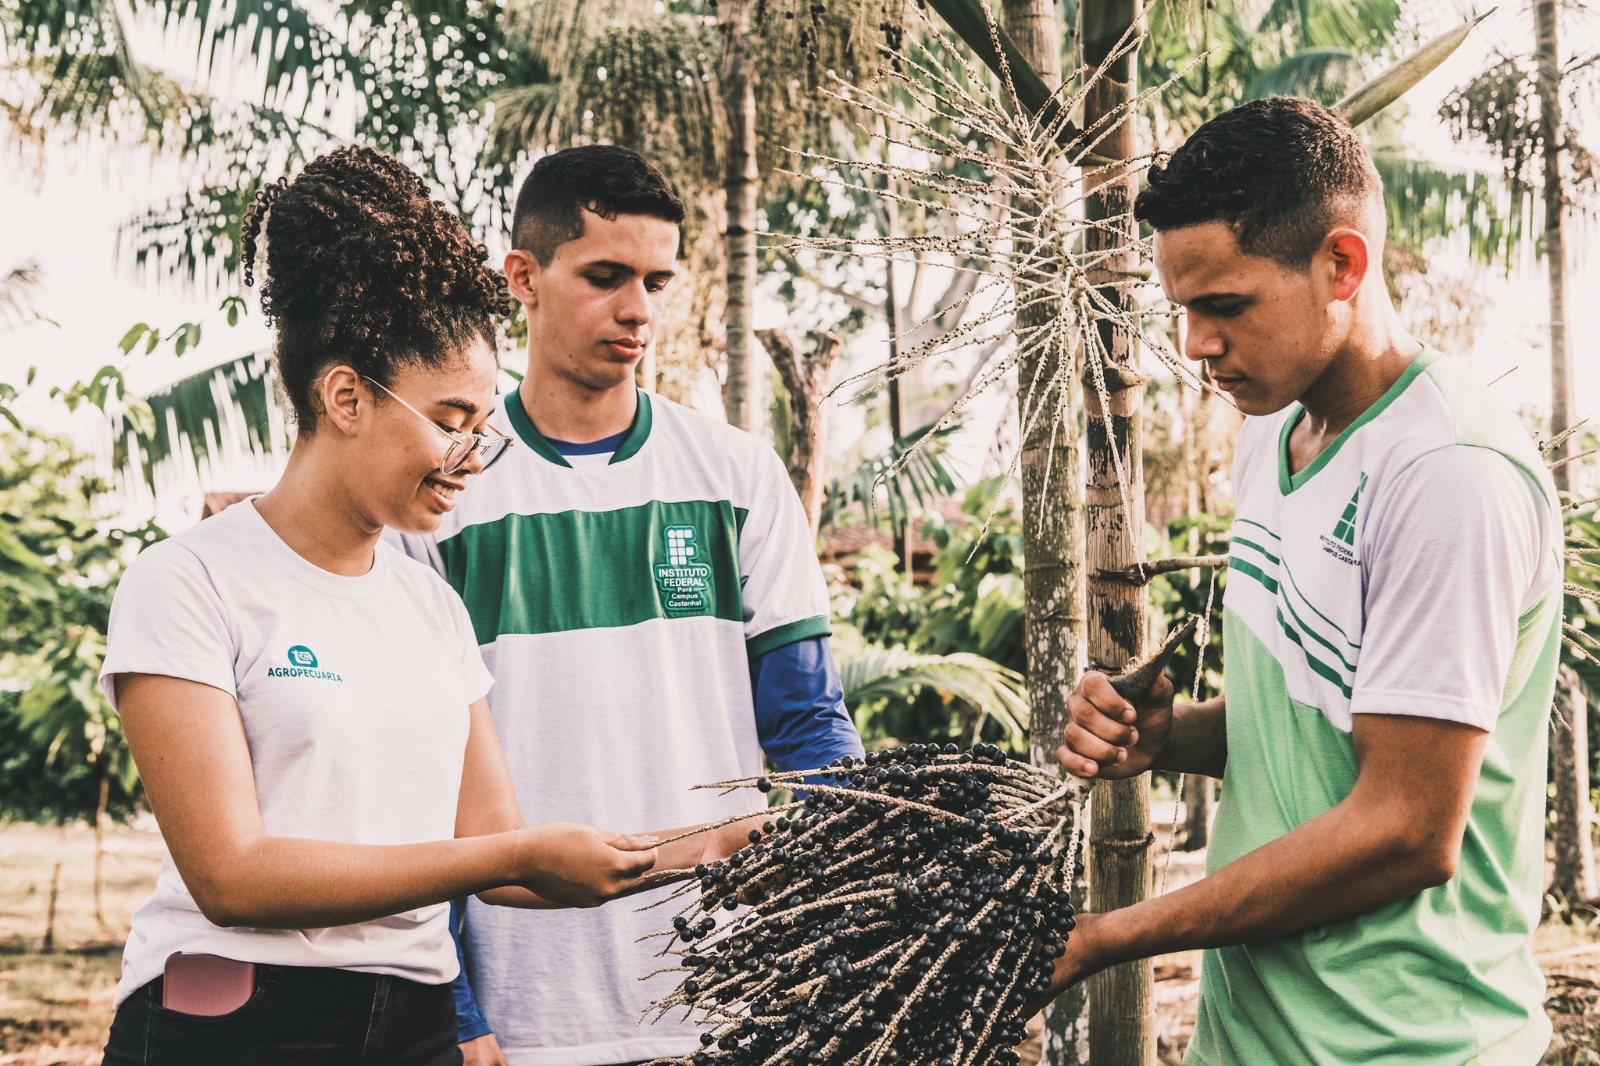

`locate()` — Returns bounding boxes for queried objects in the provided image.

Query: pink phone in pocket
[161,952,258,1016]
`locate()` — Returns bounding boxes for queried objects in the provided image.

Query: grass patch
[0,820,162,1063]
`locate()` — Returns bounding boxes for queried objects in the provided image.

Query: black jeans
[103,964,463,1066]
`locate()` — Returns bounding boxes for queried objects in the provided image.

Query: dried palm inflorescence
[640,623,1195,1066]
[643,744,1075,1066]
[776,4,1200,529]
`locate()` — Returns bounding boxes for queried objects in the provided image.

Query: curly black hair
[240,145,510,432]
[512,144,685,265]
[1134,97,1383,269]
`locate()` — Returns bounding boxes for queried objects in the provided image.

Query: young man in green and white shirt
[397,146,863,1066]
[1051,98,1562,1063]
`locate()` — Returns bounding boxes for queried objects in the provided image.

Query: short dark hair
[240,146,508,433]
[512,145,685,265]
[1134,97,1383,269]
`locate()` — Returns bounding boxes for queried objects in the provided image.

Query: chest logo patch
[268,644,345,682]
[654,525,712,613]
[1320,472,1367,566]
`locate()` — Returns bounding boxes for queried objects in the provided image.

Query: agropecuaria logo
[267,644,344,682]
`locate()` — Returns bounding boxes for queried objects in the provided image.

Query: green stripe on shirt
[439,499,748,642]
[747,616,832,659]
[1228,556,1280,595]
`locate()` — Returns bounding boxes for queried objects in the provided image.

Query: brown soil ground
[3,822,1598,1065]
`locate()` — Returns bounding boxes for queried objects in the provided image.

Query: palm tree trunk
[758,328,841,540]
[998,1,1088,1062]
[1553,674,1597,905]
[1535,0,1596,907]
[1080,2,1153,1063]
[720,0,758,432]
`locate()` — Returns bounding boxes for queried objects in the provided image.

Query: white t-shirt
[100,500,493,1005]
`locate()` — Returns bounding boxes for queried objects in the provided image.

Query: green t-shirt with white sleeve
[1187,350,1563,1065]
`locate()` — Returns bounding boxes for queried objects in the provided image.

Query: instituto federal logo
[1331,472,1368,546]
[1319,472,1367,566]
[654,525,712,613]
[268,644,344,682]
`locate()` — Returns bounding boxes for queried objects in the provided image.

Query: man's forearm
[1150,697,1226,778]
[1069,787,1451,983]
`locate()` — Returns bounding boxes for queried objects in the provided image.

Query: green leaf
[170,321,201,357]
[821,420,962,532]
[840,645,1029,744]
[1245,48,1364,105]
[118,323,151,355]
[82,365,127,411]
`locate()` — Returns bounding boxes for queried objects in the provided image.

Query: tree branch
[1096,555,1227,587]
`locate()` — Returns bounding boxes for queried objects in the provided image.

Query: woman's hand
[517,824,660,907]
[698,813,770,867]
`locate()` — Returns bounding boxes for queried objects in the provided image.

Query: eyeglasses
[362,376,513,475]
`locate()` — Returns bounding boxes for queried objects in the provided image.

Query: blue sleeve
[749,635,865,775]
[450,898,492,1043]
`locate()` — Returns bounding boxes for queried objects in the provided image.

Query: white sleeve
[1350,446,1555,731]
[741,447,832,659]
[99,541,237,709]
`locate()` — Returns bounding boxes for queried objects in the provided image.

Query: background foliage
[0,430,159,823]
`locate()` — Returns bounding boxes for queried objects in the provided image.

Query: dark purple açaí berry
[651,744,1079,1064]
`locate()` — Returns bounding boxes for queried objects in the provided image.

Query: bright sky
[0,1,1596,530]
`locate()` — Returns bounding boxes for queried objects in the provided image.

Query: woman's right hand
[517,824,660,907]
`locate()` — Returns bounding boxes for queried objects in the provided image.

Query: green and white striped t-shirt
[1188,350,1563,1066]
[407,388,832,1065]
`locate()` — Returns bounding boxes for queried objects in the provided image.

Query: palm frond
[1244,47,1364,104]
[5,0,180,138]
[1375,154,1535,268]
[110,352,287,490]
[117,185,259,293]
[820,420,961,533]
[135,0,368,118]
[1256,0,1401,51]
[565,18,724,193]
[478,81,564,175]
[0,259,44,332]
[840,644,1028,744]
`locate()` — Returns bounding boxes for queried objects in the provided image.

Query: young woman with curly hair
[97,146,699,1065]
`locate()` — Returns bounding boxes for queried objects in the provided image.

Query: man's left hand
[1035,912,1107,1010]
